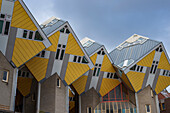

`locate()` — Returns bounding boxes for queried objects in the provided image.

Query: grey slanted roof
[109,38,161,68]
[41,17,66,36]
[84,42,103,56]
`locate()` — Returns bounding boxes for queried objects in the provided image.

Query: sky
[24,0,170,91]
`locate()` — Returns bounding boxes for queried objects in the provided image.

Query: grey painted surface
[142,67,150,89]
[109,39,160,67]
[85,70,93,92]
[45,51,55,79]
[84,42,102,56]
[152,69,161,90]
[60,54,70,81]
[5,27,17,61]
[96,71,104,92]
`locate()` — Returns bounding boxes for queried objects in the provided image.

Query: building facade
[0,0,170,113]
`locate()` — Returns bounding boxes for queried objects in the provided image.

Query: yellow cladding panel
[72,75,88,95]
[11,1,37,31]
[121,73,134,91]
[65,33,84,56]
[69,101,75,111]
[101,55,115,73]
[17,77,32,96]
[46,31,60,52]
[12,38,45,67]
[99,78,120,96]
[26,57,49,82]
[126,71,145,92]
[0,0,2,11]
[69,89,74,97]
[158,52,170,70]
[137,50,155,67]
[155,76,170,94]
[65,62,89,85]
[90,53,97,65]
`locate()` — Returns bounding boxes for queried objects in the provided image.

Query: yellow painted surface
[158,52,170,70]
[17,77,32,96]
[69,89,74,97]
[90,53,97,65]
[137,50,155,67]
[12,38,45,67]
[155,76,170,94]
[26,57,49,82]
[99,78,120,96]
[126,71,145,92]
[0,0,2,11]
[72,75,88,95]
[65,33,84,56]
[46,31,60,52]
[121,73,134,91]
[11,1,37,31]
[101,55,115,73]
[65,62,89,85]
[69,101,75,111]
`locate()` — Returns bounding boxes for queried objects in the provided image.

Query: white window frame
[57,78,61,88]
[1,69,9,83]
[145,105,151,113]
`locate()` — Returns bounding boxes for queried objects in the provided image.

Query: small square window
[63,45,66,48]
[2,70,9,83]
[57,78,61,87]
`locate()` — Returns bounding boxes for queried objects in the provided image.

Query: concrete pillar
[22,97,25,113]
[155,95,160,113]
[79,95,81,113]
[135,93,140,113]
[10,68,18,111]
[36,83,41,113]
[66,86,69,113]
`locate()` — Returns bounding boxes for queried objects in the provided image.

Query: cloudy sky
[24,0,170,90]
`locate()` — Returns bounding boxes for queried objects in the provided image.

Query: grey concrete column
[66,86,69,113]
[10,68,18,111]
[135,93,140,113]
[36,83,41,113]
[155,95,160,113]
[79,95,81,113]
[22,97,25,113]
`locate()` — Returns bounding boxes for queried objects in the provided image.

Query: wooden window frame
[1,69,9,83]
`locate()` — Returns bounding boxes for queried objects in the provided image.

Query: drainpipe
[36,83,41,113]
[155,95,160,113]
[135,93,140,113]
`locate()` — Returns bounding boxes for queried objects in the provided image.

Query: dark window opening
[26,72,29,77]
[97,51,101,54]
[57,78,60,87]
[96,68,101,76]
[36,53,40,57]
[137,66,140,71]
[18,70,21,77]
[62,45,66,48]
[23,30,27,38]
[166,71,169,76]
[22,72,25,77]
[78,56,81,63]
[155,47,159,51]
[34,31,43,41]
[163,70,166,75]
[130,108,134,113]
[159,48,163,52]
[41,51,45,57]
[130,65,136,71]
[82,56,88,64]
[150,65,154,73]
[146,105,150,112]
[107,73,110,78]
[110,73,113,78]
[55,49,60,59]
[153,65,157,74]
[114,73,118,79]
[140,66,143,72]
[93,68,97,76]
[4,21,10,35]
[58,44,61,47]
[95,64,98,66]
[102,51,105,55]
[29,31,33,39]
[99,64,101,67]
[73,56,77,62]
[60,28,65,33]
[60,50,65,60]
[3,71,8,81]
[0,14,5,18]
[66,29,70,34]
[0,20,4,34]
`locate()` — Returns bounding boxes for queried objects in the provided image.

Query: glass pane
[55,49,60,59]
[78,56,81,63]
[3,71,7,81]
[0,20,4,34]
[34,31,43,41]
[82,56,88,63]
[41,51,45,57]
[23,30,27,38]
[96,68,101,77]
[130,108,133,113]
[4,21,10,35]
[73,56,77,62]
[115,85,121,101]
[60,50,65,60]
[29,31,33,39]
[109,89,115,101]
[18,70,21,77]
[93,68,97,76]
[103,94,109,101]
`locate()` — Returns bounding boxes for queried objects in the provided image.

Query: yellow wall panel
[0,0,2,11]
[72,75,88,95]
[99,78,120,96]
[46,31,60,52]
[158,52,170,70]
[17,77,32,96]
[155,76,170,94]
[137,50,155,67]
[101,55,115,73]
[11,1,37,31]
[26,57,49,82]
[65,62,89,85]
[126,71,145,92]
[121,73,134,91]
[90,53,97,65]
[65,33,84,56]
[69,101,75,111]
[12,38,45,67]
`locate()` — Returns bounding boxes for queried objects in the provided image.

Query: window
[155,45,163,52]
[130,65,137,71]
[2,70,9,83]
[32,93,36,101]
[162,103,165,110]
[150,61,159,74]
[60,25,70,34]
[82,56,88,63]
[34,31,43,41]
[145,105,151,113]
[87,107,92,113]
[73,55,89,64]
[69,97,75,101]
[0,13,11,35]
[106,72,118,79]
[130,64,144,73]
[97,48,105,55]
[36,51,46,58]
[29,31,33,39]
[56,44,66,60]
[23,30,28,38]
[93,64,101,77]
[18,70,30,78]
[57,78,61,87]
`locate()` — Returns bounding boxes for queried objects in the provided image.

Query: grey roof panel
[109,39,160,66]
[84,42,103,56]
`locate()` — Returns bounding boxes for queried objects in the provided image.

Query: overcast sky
[24,0,170,91]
